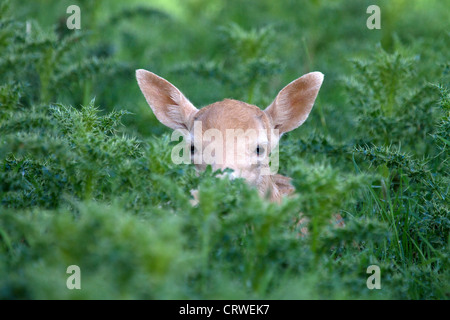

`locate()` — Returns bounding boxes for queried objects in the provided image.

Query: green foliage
[432,83,450,154]
[344,49,441,153]
[0,0,449,300]
[0,0,130,107]
[170,23,283,106]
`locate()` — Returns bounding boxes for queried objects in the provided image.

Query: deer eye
[256,145,265,156]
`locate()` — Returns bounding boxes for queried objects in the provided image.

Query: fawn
[136,69,323,203]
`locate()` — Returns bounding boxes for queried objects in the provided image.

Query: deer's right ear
[136,69,198,130]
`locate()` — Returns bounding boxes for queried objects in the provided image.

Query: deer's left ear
[264,72,324,134]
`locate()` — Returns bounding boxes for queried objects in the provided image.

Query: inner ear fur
[136,69,198,130]
[265,72,324,134]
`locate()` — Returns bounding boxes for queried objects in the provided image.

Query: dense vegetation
[0,0,448,299]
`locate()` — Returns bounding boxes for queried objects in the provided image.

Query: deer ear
[136,69,198,130]
[265,72,324,134]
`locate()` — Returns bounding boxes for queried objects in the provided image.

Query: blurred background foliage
[0,0,449,299]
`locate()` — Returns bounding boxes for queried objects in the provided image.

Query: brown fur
[136,69,324,203]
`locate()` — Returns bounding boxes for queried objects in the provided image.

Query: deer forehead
[189,99,272,134]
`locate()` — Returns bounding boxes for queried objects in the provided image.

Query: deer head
[136,69,324,202]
